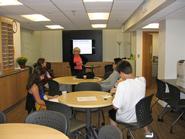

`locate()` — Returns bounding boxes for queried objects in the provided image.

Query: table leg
[86,109,91,139]
[86,109,98,139]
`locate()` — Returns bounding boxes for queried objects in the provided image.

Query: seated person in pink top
[69,47,88,76]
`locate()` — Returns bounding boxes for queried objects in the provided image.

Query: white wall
[21,29,132,63]
[21,29,41,66]
[40,30,62,62]
[158,18,185,79]
[103,29,131,61]
[135,30,143,76]
[103,29,122,61]
[164,18,185,78]
[14,21,21,62]
[152,33,159,57]
[21,29,63,65]
[130,31,136,56]
[158,20,166,79]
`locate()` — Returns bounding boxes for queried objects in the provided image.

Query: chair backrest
[104,64,113,73]
[103,71,113,80]
[156,79,166,100]
[45,100,72,120]
[48,80,61,96]
[75,82,102,91]
[104,64,113,79]
[44,101,72,134]
[25,110,68,134]
[166,83,180,107]
[0,111,6,123]
[135,94,153,128]
[98,125,123,139]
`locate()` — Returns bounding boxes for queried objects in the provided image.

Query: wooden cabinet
[0,17,14,71]
[0,69,29,111]
[51,62,113,77]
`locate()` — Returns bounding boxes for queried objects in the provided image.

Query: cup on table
[83,75,87,79]
[62,91,67,95]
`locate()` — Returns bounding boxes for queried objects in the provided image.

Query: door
[142,32,153,88]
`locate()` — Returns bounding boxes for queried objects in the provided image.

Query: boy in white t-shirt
[109,60,155,139]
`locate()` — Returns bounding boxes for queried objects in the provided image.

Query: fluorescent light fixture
[142,23,159,29]
[83,0,113,2]
[0,0,23,6]
[88,12,109,20]
[92,24,107,28]
[46,25,64,29]
[21,14,50,22]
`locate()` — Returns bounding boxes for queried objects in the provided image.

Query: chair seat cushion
[169,99,185,110]
[158,93,170,101]
[117,119,153,130]
[118,121,141,130]
[178,99,185,108]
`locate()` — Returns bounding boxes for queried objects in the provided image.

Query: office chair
[153,79,170,122]
[45,100,86,137]
[104,64,113,79]
[118,94,154,139]
[48,79,62,96]
[25,110,68,134]
[98,125,123,139]
[0,111,6,123]
[166,83,185,133]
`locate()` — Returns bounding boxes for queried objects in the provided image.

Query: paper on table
[77,96,97,102]
[48,98,59,103]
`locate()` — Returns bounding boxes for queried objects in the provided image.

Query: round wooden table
[54,76,102,85]
[58,91,112,108]
[0,123,69,139]
[58,91,112,138]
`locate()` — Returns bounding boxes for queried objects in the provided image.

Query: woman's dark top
[25,85,45,114]
[69,54,88,76]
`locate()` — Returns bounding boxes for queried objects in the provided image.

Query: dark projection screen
[62,30,102,62]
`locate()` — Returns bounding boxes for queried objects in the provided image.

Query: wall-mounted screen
[72,39,92,54]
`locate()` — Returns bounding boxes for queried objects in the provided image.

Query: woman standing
[69,47,88,76]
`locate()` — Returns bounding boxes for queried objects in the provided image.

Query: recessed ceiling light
[92,24,107,28]
[83,0,113,2]
[88,12,109,20]
[142,23,159,29]
[46,25,64,29]
[0,0,23,6]
[21,14,50,22]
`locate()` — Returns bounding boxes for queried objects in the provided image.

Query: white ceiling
[134,0,185,31]
[0,0,144,30]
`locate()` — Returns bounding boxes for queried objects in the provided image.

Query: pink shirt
[73,55,82,70]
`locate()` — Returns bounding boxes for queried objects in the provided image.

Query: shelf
[1,20,14,70]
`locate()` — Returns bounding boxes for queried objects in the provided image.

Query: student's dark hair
[33,58,45,69]
[116,60,132,74]
[46,62,51,70]
[114,58,122,65]
[37,58,45,66]
[26,67,46,90]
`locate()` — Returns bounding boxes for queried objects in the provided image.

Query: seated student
[100,58,122,91]
[109,60,154,139]
[25,68,57,114]
[34,58,53,85]
[46,62,54,78]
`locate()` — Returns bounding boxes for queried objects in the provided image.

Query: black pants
[72,69,84,77]
[109,108,117,122]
